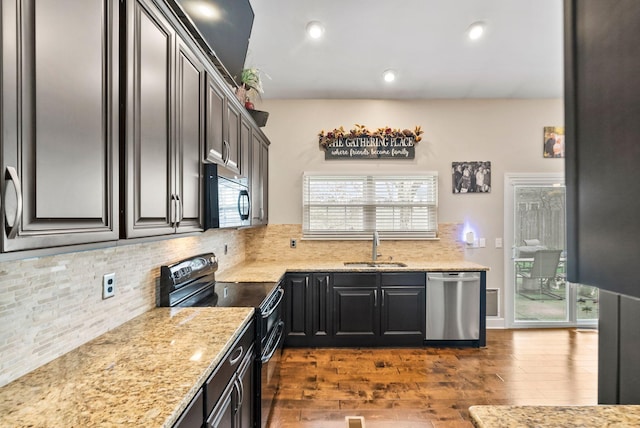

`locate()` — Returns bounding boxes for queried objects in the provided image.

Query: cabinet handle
[229,346,243,365]
[4,166,23,239]
[325,276,330,295]
[237,377,244,409]
[223,140,230,164]
[170,195,176,225]
[175,194,183,224]
[381,289,385,307]
[374,289,378,307]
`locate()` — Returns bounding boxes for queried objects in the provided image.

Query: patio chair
[517,249,562,300]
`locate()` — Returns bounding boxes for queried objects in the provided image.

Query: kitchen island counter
[216,260,489,283]
[469,405,640,427]
[0,307,254,427]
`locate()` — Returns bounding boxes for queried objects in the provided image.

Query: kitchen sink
[343,261,408,268]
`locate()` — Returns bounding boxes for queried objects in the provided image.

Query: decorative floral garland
[318,124,423,148]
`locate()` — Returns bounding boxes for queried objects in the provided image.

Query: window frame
[302,172,439,240]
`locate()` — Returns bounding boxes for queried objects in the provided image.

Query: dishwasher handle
[427,273,480,282]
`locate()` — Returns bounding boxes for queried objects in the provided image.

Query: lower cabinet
[207,347,254,428]
[284,273,332,347]
[174,319,255,428]
[284,272,426,347]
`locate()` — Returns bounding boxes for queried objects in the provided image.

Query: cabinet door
[1,0,119,251]
[205,74,225,165]
[124,0,175,237]
[174,39,204,233]
[333,287,379,337]
[239,118,251,179]
[381,287,425,338]
[311,274,331,337]
[284,274,310,341]
[224,102,241,175]
[259,140,269,224]
[237,348,254,428]
[250,131,268,226]
[207,381,234,428]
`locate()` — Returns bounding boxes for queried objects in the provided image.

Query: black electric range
[157,253,284,428]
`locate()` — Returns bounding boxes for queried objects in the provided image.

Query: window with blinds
[302,172,438,239]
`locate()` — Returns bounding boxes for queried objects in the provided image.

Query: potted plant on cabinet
[236,67,269,127]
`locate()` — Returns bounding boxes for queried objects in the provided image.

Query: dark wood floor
[269,329,598,427]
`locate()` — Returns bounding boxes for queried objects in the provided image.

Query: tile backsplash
[0,229,245,387]
[244,223,465,263]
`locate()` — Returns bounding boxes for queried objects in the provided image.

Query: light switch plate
[495,238,503,248]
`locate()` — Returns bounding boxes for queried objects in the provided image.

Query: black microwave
[204,164,250,229]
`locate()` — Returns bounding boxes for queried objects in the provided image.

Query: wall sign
[318,124,423,160]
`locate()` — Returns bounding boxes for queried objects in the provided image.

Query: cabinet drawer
[381,272,426,287]
[333,273,377,287]
[205,319,255,415]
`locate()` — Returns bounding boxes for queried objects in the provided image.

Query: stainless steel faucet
[372,230,381,261]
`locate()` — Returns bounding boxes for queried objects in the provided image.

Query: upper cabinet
[0,0,119,252]
[0,0,268,254]
[565,0,640,298]
[122,0,204,238]
[250,130,269,226]
[205,74,243,177]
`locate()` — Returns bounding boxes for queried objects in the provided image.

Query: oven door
[259,320,284,428]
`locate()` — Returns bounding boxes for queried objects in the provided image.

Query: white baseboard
[486,317,506,329]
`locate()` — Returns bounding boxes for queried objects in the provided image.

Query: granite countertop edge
[216,260,489,283]
[469,404,640,428]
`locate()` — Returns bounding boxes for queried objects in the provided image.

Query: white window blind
[302,172,438,239]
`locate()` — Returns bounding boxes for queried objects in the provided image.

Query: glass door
[505,174,598,328]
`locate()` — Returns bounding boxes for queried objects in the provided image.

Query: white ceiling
[246,0,564,100]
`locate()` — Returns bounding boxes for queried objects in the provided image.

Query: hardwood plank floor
[269,328,598,427]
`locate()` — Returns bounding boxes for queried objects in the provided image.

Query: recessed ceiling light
[467,21,485,40]
[382,69,397,83]
[306,21,325,39]
[184,1,221,20]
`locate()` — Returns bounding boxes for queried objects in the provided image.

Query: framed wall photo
[452,161,491,193]
[543,126,565,158]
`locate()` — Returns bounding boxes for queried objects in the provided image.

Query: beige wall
[258,98,565,322]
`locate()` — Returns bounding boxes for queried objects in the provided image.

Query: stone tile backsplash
[244,223,464,263]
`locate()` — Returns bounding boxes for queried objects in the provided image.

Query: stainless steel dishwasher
[426,272,481,341]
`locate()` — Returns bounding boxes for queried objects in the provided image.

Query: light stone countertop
[216,260,489,283]
[0,307,254,428]
[469,405,640,427]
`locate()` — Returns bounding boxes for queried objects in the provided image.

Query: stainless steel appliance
[204,163,251,229]
[426,272,481,341]
[158,253,284,428]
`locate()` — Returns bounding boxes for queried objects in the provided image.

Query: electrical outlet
[102,273,116,299]
[290,238,297,248]
[495,238,503,248]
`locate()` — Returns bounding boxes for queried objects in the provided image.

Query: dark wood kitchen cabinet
[332,273,380,341]
[284,273,332,347]
[250,130,269,226]
[284,272,425,347]
[1,0,119,252]
[205,321,255,428]
[380,273,426,340]
[205,73,242,177]
[123,0,204,238]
